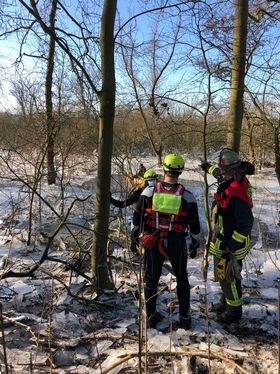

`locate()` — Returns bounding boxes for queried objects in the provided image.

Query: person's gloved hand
[228,237,241,253]
[200,161,211,172]
[220,250,231,260]
[216,258,228,280]
[130,239,138,253]
[189,240,199,259]
[130,227,140,253]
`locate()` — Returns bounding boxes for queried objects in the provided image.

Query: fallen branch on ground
[100,348,251,374]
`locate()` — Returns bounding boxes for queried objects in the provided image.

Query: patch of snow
[260,287,278,299]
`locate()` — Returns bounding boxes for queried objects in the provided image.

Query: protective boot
[179,315,192,330]
[147,311,163,329]
[216,306,242,324]
[209,295,226,314]
[144,286,158,325]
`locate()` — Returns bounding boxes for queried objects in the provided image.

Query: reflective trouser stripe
[223,279,242,307]
[226,297,242,307]
[231,279,241,305]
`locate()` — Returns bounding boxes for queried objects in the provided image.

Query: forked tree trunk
[91,0,117,290]
[227,0,248,153]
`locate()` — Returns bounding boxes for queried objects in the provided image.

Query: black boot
[144,287,157,316]
[147,311,163,329]
[209,295,226,314]
[216,307,242,324]
[144,286,159,328]
[179,315,192,330]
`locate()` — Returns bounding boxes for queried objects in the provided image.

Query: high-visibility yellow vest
[152,189,182,215]
[147,182,184,231]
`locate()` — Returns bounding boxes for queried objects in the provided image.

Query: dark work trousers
[144,234,190,318]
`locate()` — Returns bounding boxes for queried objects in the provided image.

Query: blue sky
[1,1,280,113]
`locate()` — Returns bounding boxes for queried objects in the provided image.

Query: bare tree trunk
[45,0,57,185]
[227,0,248,153]
[243,107,256,164]
[18,0,117,290]
[92,0,117,290]
[274,125,280,185]
[157,144,162,167]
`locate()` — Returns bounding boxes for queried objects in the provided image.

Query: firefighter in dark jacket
[201,148,254,324]
[132,154,201,330]
[110,170,157,208]
[111,170,157,253]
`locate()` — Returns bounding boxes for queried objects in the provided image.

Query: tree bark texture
[92,0,117,290]
[227,0,248,153]
[274,126,280,185]
[45,0,57,185]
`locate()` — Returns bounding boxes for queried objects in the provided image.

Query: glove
[216,258,228,280]
[189,240,199,259]
[221,251,230,260]
[130,227,140,253]
[130,239,138,253]
[239,161,255,176]
[200,162,211,172]
[228,236,243,253]
[226,257,242,282]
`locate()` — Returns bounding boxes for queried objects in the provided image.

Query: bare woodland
[0,0,279,373]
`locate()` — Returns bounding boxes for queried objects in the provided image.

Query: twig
[1,313,38,342]
[0,303,9,374]
[46,256,92,283]
[37,269,112,307]
[108,254,141,268]
[100,348,252,374]
[204,281,211,373]
[277,278,280,373]
[1,195,91,280]
[0,153,91,250]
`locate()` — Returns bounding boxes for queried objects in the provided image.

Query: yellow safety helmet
[144,170,157,180]
[163,153,185,173]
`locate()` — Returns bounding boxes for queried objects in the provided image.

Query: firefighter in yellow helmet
[132,154,201,330]
[111,170,157,253]
[110,170,157,209]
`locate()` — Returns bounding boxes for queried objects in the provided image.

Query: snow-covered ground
[0,154,279,373]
